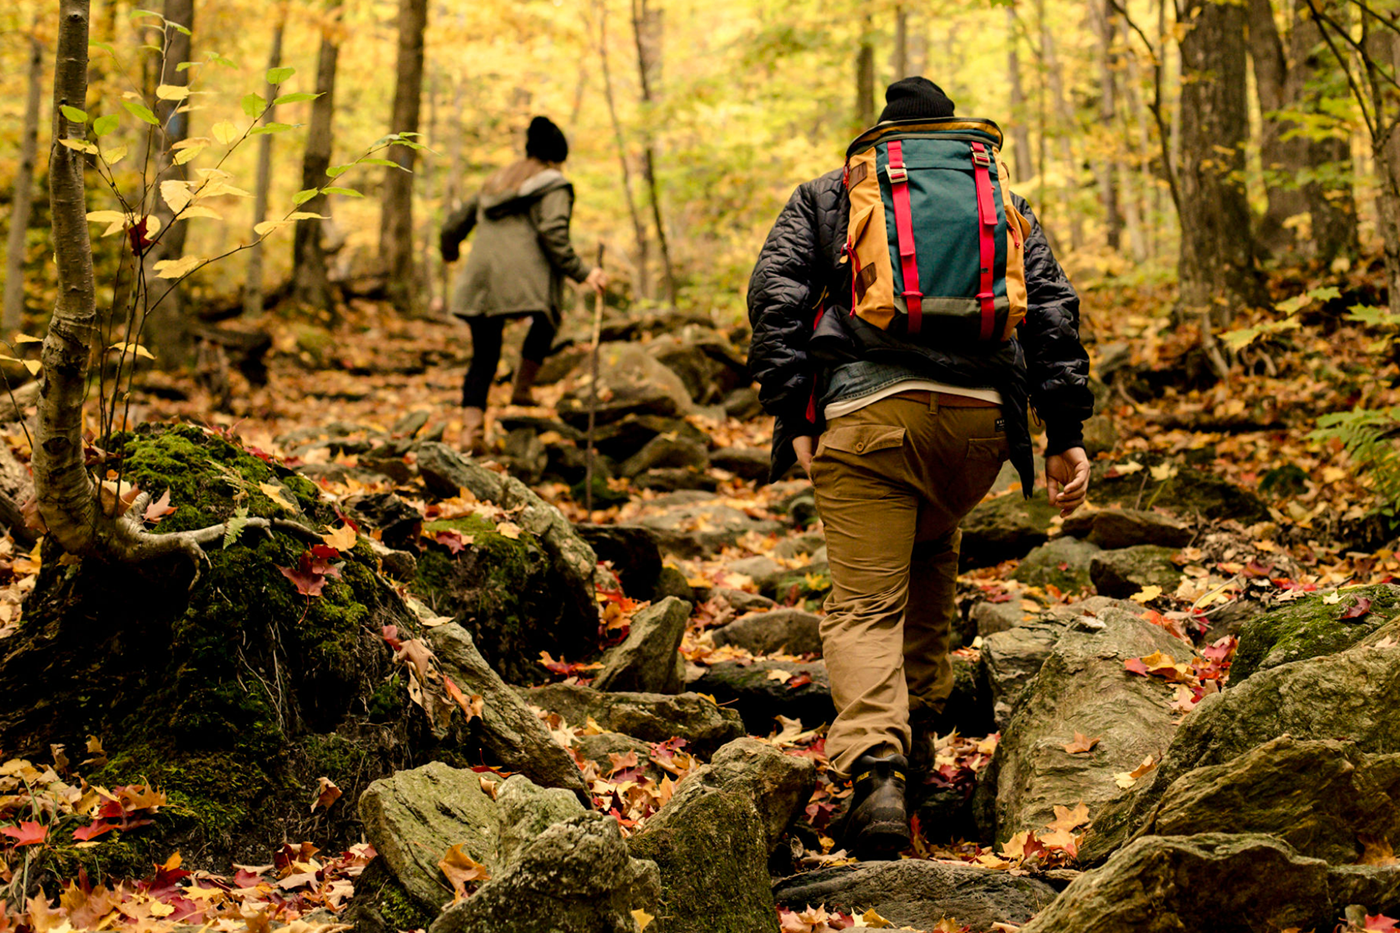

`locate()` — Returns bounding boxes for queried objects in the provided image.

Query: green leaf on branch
[360,158,408,170]
[241,93,266,119]
[58,138,99,155]
[322,187,363,198]
[122,99,160,125]
[1220,318,1301,352]
[212,121,239,145]
[325,164,353,179]
[273,92,321,105]
[60,105,88,124]
[249,123,295,136]
[266,66,296,85]
[93,114,119,137]
[209,53,237,69]
[292,188,321,207]
[1276,285,1341,316]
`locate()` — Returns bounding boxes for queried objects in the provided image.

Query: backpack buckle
[885,164,908,184]
[971,145,992,168]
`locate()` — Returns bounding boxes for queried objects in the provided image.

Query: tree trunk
[144,0,195,367]
[1006,8,1034,183]
[1365,24,1400,315]
[894,5,909,80]
[379,0,428,316]
[2,24,45,334]
[244,14,286,318]
[856,16,876,131]
[1177,0,1258,322]
[596,0,649,299]
[1095,0,1124,251]
[1040,20,1084,252]
[631,0,676,306]
[292,0,344,316]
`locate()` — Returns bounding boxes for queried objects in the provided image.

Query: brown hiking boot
[510,359,541,407]
[837,753,911,860]
[459,406,487,457]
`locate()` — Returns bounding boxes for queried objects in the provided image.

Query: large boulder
[773,861,1059,932]
[575,523,664,600]
[556,342,695,427]
[430,812,661,933]
[1100,736,1400,866]
[627,737,812,933]
[959,494,1062,569]
[1084,642,1400,862]
[1089,456,1270,525]
[428,623,589,797]
[1089,545,1182,599]
[650,333,749,405]
[635,498,784,558]
[1231,584,1400,683]
[1060,507,1193,550]
[493,774,586,869]
[982,609,1186,842]
[620,434,710,479]
[711,608,823,657]
[516,683,746,758]
[1011,536,1102,592]
[359,762,499,913]
[412,442,603,684]
[594,597,691,694]
[1021,833,1400,933]
[688,660,834,735]
[978,617,1070,730]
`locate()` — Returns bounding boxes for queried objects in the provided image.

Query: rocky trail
[2,288,1400,933]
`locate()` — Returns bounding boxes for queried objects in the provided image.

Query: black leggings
[461,313,556,409]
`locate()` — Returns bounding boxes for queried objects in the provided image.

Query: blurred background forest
[3,0,1397,334]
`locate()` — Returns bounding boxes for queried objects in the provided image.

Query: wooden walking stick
[584,244,606,514]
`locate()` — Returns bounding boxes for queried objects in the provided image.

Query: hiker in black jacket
[746,78,1094,860]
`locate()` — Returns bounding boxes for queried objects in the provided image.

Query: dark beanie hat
[526,116,569,164]
[878,77,956,122]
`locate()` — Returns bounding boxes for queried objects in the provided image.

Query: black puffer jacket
[747,168,1093,494]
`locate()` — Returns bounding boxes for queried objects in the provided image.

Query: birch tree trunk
[244,13,286,318]
[144,0,195,366]
[2,24,45,334]
[380,0,428,316]
[292,0,343,316]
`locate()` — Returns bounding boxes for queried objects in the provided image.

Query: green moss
[375,871,434,931]
[1232,584,1400,682]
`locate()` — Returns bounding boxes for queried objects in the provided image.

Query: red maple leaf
[126,216,154,255]
[1124,657,1150,676]
[1367,916,1399,932]
[72,821,116,842]
[1343,597,1374,620]
[1,821,47,846]
[278,550,343,597]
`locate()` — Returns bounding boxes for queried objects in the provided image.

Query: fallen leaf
[859,907,894,928]
[310,777,341,813]
[766,668,794,684]
[495,520,522,540]
[1129,585,1163,603]
[1062,733,1100,755]
[143,488,176,524]
[443,676,484,724]
[1360,834,1399,866]
[320,522,358,553]
[632,908,655,931]
[1343,596,1374,620]
[438,844,491,902]
[1045,802,1091,833]
[1,820,46,846]
[258,481,299,512]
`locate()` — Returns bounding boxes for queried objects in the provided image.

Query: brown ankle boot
[510,359,542,407]
[836,753,911,861]
[460,406,487,457]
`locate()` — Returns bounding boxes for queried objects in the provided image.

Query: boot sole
[853,819,911,861]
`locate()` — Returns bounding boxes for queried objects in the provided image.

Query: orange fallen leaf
[1062,732,1100,755]
[1046,802,1091,833]
[439,844,491,902]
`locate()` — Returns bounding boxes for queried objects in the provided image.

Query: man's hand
[583,267,609,295]
[793,435,814,478]
[1046,447,1090,517]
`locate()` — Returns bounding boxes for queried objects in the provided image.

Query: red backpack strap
[970,142,998,341]
[886,140,924,335]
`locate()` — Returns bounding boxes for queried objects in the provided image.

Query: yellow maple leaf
[632,908,655,931]
[495,520,522,540]
[1046,802,1091,833]
[1129,585,1163,604]
[321,523,357,552]
[258,482,299,512]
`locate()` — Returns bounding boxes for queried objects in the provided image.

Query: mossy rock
[960,495,1061,569]
[1089,454,1270,525]
[0,424,472,880]
[1231,584,1400,683]
[1012,537,1102,593]
[414,515,597,686]
[1090,545,1182,599]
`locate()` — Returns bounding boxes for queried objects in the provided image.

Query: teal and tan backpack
[842,117,1030,343]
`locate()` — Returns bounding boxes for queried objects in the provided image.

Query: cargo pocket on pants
[966,435,1010,463]
[817,424,908,457]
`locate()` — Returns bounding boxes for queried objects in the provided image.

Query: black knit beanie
[878,77,956,122]
[525,116,569,164]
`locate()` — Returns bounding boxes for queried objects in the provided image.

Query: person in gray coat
[441,116,607,454]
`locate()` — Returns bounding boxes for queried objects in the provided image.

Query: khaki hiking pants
[811,391,1009,778]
